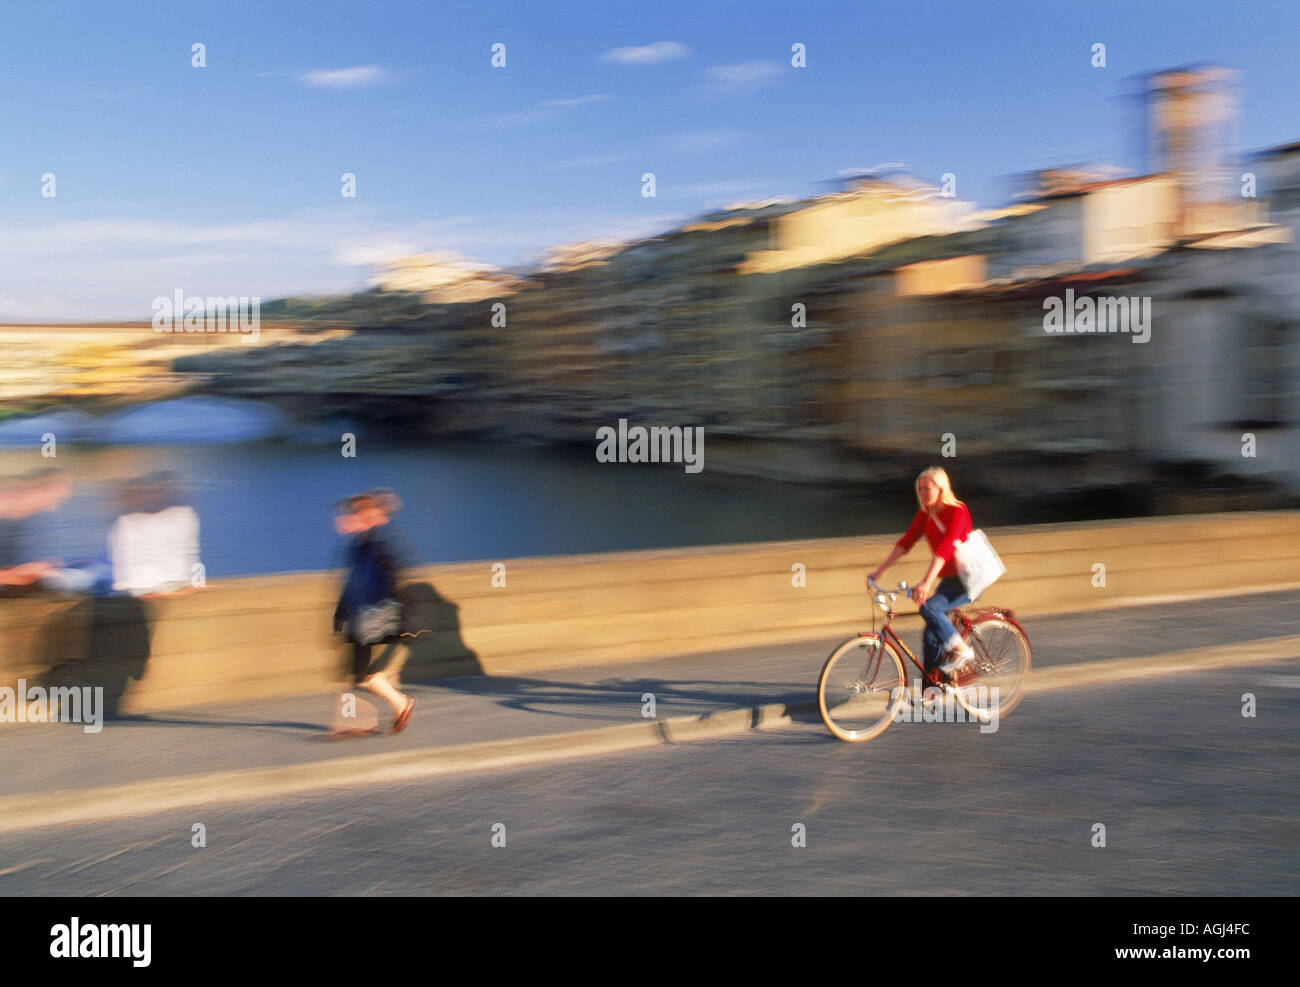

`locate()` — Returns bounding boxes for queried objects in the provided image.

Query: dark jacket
[333,525,403,638]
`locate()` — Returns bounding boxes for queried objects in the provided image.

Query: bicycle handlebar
[868,576,913,600]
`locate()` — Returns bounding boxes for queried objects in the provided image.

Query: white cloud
[669,130,747,152]
[0,213,475,320]
[298,66,390,89]
[487,93,612,127]
[0,216,469,251]
[677,179,774,198]
[552,153,625,169]
[0,208,703,321]
[539,94,611,108]
[598,42,689,65]
[331,240,421,267]
[705,60,784,92]
[0,293,44,319]
[839,162,907,176]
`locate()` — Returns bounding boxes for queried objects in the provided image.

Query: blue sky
[1,0,1297,320]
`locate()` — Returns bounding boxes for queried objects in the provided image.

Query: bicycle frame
[864,580,1025,690]
[869,605,943,689]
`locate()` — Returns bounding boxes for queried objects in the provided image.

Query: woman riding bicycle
[868,466,976,678]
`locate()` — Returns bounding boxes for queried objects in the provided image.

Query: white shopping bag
[955,529,1005,602]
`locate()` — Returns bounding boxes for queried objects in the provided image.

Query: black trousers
[351,642,373,685]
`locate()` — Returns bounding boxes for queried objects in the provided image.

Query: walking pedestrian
[331,489,414,735]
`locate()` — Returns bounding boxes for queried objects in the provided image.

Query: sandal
[392,696,415,734]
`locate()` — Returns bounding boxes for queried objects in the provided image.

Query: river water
[0,439,933,577]
[1,381,1165,578]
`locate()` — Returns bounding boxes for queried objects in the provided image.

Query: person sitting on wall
[107,472,203,598]
[0,469,74,596]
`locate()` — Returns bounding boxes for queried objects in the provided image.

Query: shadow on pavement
[78,713,330,733]
[432,671,813,723]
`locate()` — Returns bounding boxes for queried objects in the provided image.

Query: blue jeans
[919,576,969,670]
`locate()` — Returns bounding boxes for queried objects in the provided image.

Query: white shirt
[109,505,201,596]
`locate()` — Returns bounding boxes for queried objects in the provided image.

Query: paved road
[2,657,1295,895]
[4,589,1299,800]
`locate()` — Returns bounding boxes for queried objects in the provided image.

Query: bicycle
[817,576,1031,742]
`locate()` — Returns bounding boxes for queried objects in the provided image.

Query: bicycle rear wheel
[817,633,906,742]
[952,617,1031,721]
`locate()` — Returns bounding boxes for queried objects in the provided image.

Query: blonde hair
[915,466,963,512]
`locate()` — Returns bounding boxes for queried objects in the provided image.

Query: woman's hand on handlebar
[912,578,934,606]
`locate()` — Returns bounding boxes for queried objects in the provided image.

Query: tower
[1142,65,1240,235]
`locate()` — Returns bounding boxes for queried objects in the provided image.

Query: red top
[894,502,973,579]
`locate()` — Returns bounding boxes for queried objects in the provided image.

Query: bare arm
[0,561,54,586]
[913,555,946,603]
[868,545,906,584]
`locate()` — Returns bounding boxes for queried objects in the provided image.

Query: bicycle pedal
[949,666,981,685]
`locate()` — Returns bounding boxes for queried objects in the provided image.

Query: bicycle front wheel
[817,633,906,742]
[952,617,1031,721]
